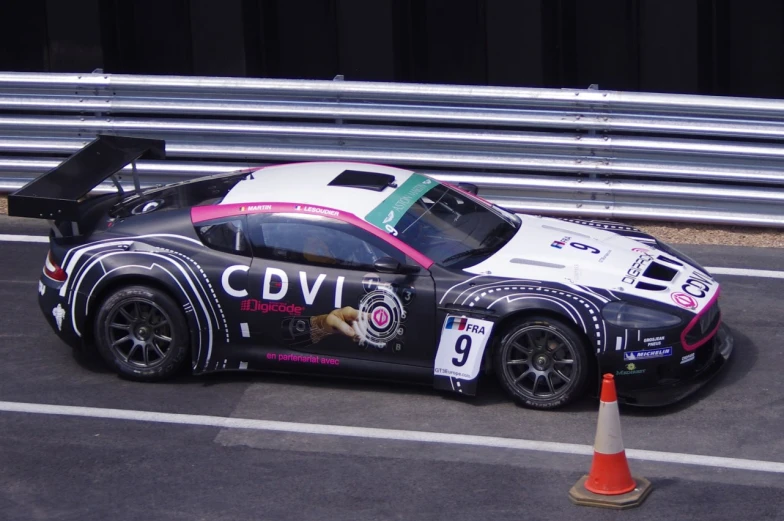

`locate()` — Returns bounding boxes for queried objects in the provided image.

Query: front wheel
[493,315,590,409]
[93,285,190,381]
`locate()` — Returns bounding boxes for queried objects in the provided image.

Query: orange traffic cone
[568,373,653,509]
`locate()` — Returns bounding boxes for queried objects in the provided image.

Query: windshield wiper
[441,245,498,265]
[440,222,517,266]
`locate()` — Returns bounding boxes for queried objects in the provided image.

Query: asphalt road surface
[1,216,783,521]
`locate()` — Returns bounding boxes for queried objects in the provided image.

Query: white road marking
[706,267,784,279]
[1,400,783,474]
[0,234,48,243]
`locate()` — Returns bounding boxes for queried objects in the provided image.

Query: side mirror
[457,182,478,195]
[374,257,421,274]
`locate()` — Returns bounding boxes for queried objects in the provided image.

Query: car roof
[219,161,418,218]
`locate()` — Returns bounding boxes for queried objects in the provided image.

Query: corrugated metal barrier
[1,71,783,227]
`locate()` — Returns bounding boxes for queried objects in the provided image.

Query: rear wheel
[493,315,589,409]
[93,285,190,381]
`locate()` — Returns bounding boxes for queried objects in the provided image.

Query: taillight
[43,251,67,282]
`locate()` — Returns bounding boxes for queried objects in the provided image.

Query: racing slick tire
[93,285,190,382]
[493,315,589,410]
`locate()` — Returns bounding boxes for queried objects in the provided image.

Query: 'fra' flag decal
[445,316,467,330]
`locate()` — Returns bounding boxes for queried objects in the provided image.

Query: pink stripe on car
[680,287,722,352]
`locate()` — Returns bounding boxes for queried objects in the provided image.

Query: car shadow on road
[68,321,753,416]
[68,346,601,410]
[190,369,601,411]
[438,375,602,411]
[70,347,114,375]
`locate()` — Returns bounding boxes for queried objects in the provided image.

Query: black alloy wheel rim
[502,325,578,400]
[106,298,174,368]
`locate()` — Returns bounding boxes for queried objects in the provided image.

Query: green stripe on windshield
[364,173,438,232]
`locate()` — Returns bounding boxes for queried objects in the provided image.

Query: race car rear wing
[7,134,165,235]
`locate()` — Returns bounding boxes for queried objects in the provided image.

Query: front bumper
[616,322,734,407]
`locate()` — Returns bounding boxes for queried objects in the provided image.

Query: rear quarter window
[196,217,250,256]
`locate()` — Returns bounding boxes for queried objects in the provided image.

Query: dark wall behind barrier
[1,0,783,98]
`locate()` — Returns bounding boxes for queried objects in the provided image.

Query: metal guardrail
[1,71,784,227]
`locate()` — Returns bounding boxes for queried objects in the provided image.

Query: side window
[247,213,406,269]
[196,217,250,256]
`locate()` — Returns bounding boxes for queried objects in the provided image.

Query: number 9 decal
[385,224,398,236]
[571,242,600,254]
[452,334,472,367]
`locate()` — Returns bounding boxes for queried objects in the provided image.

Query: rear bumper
[38,275,84,351]
[617,323,734,407]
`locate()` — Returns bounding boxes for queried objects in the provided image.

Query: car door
[243,211,436,367]
[191,214,255,369]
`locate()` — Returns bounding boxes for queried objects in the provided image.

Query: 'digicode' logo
[240,299,304,315]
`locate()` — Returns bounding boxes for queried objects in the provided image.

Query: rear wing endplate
[7,134,165,227]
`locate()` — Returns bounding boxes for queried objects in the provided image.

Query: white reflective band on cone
[593,400,625,455]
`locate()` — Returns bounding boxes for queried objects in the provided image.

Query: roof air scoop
[328,170,397,191]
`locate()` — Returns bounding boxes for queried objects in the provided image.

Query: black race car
[8,135,733,409]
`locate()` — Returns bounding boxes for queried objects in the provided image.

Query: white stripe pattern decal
[486,286,604,350]
[52,233,228,371]
[83,260,203,363]
[60,233,204,297]
[67,250,213,370]
[441,276,607,352]
[157,247,228,343]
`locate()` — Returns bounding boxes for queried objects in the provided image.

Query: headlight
[602,301,682,328]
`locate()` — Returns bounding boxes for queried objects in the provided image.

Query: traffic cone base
[569,475,653,510]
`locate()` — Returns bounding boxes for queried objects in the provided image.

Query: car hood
[462,215,718,314]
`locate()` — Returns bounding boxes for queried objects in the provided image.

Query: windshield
[364,174,520,268]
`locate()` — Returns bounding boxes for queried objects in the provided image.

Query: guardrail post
[333,74,346,150]
[586,84,599,181]
[333,74,344,127]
